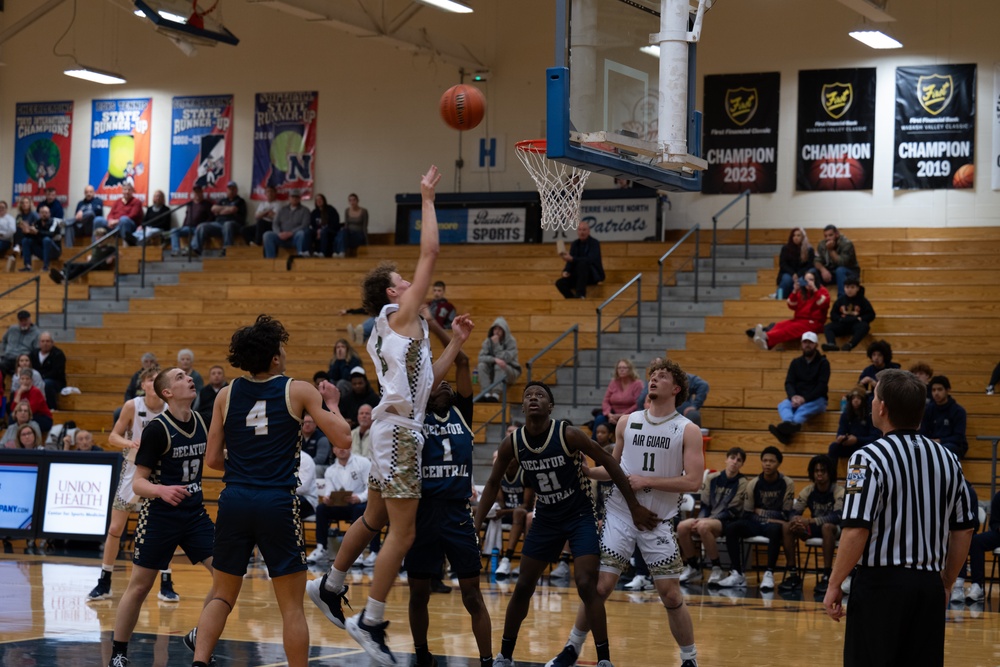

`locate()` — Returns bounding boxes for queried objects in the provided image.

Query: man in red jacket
[107,183,144,246]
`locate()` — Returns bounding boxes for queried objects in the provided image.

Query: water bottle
[490,547,499,573]
[840,396,847,412]
[472,369,479,385]
[776,287,783,300]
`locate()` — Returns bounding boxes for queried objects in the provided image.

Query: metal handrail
[139,202,193,288]
[61,228,122,330]
[0,276,40,324]
[710,189,751,288]
[977,435,1000,501]
[595,274,641,387]
[526,324,579,407]
[657,223,700,334]
[472,377,509,441]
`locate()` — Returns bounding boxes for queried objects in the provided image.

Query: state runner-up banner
[251,91,318,201]
[169,95,234,204]
[702,72,780,195]
[796,68,876,191]
[89,98,152,203]
[12,101,73,207]
[894,64,976,190]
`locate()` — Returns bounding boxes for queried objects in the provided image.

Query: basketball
[808,158,866,190]
[952,163,974,189]
[440,84,486,131]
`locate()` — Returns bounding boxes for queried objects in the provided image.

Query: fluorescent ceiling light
[415,0,473,14]
[849,29,902,49]
[134,9,187,22]
[640,45,660,58]
[64,65,127,85]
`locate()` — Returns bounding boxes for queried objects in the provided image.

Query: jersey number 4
[246,400,269,435]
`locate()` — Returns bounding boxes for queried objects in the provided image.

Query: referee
[823,369,976,666]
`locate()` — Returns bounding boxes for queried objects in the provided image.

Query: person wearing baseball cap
[263,188,310,259]
[337,365,380,429]
[769,331,831,445]
[1,310,40,377]
[199,180,247,255]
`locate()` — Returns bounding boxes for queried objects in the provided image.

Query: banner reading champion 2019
[251,91,318,201]
[169,95,234,205]
[89,98,153,203]
[12,101,73,207]
[702,72,780,195]
[894,64,976,190]
[796,68,876,191]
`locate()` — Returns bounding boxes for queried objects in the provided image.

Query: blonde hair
[612,358,639,384]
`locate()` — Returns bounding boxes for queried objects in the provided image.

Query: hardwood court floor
[1,554,998,666]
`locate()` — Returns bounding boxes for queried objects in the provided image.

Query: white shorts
[112,458,141,512]
[367,419,423,499]
[599,511,684,579]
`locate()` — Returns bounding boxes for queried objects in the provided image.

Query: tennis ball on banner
[270,130,304,173]
[108,135,135,179]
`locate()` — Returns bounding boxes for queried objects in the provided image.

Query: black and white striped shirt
[842,430,977,572]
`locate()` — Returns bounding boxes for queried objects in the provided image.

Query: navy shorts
[404,498,481,580]
[522,510,599,563]
[213,485,307,578]
[133,503,214,571]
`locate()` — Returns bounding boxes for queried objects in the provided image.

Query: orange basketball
[808,158,866,190]
[952,163,974,189]
[440,84,486,131]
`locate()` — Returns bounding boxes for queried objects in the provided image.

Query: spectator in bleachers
[65,429,102,452]
[264,189,310,258]
[19,205,62,272]
[10,353,43,397]
[1,310,40,377]
[142,190,171,242]
[555,220,605,299]
[987,362,999,396]
[717,446,796,590]
[827,385,880,473]
[30,332,66,410]
[427,280,457,330]
[296,451,319,520]
[306,441,373,564]
[821,277,875,352]
[311,193,340,257]
[920,375,968,459]
[333,192,368,257]
[41,187,64,221]
[753,271,830,351]
[124,352,158,401]
[768,332,830,445]
[301,413,332,473]
[327,338,363,394]
[779,454,844,594]
[173,185,214,256]
[813,224,860,297]
[953,488,1000,604]
[197,365,227,428]
[678,446,748,586]
[0,401,42,447]
[12,369,52,434]
[594,358,644,432]
[15,424,41,449]
[351,403,374,460]
[0,200,15,258]
[248,185,281,246]
[477,317,521,402]
[198,180,247,254]
[338,366,379,428]
[105,183,143,246]
[857,340,899,393]
[49,224,116,284]
[909,362,934,401]
[776,227,814,300]
[176,349,204,408]
[69,185,105,247]
[635,356,709,426]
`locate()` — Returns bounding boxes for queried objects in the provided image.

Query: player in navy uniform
[493,452,535,576]
[405,313,492,667]
[475,381,658,667]
[107,368,215,667]
[190,315,352,667]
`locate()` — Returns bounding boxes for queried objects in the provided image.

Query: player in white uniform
[86,367,176,602]
[546,359,705,667]
[308,165,474,667]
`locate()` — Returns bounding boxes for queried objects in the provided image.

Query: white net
[515,140,592,232]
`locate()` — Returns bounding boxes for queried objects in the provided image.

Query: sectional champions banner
[89,98,153,203]
[796,68,876,191]
[894,64,976,190]
[251,91,318,201]
[169,95,234,204]
[12,101,73,207]
[702,72,780,195]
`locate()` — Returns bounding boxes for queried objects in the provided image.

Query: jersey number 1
[247,400,269,435]
[642,452,656,472]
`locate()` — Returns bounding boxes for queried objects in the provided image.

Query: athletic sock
[595,640,610,663]
[480,657,492,667]
[112,640,128,657]
[364,597,386,625]
[500,636,516,659]
[560,552,571,563]
[504,549,514,560]
[414,644,432,666]
[567,626,588,654]
[680,644,697,662]
[710,558,721,568]
[192,662,210,667]
[787,567,797,575]
[102,564,114,574]
[823,568,832,577]
[686,556,700,568]
[324,566,348,593]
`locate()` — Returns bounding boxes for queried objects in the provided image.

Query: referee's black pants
[845,566,944,667]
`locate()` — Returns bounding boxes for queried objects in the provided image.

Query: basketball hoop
[515,139,592,232]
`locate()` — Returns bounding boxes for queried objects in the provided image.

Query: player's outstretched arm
[396,165,442,327]
[205,386,230,470]
[300,380,352,450]
[430,313,474,390]
[632,422,705,494]
[475,434,516,532]
[108,400,138,450]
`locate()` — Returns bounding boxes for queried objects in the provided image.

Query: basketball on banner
[952,163,974,188]
[807,158,866,190]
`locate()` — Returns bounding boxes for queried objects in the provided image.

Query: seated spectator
[30,331,66,410]
[327,338,363,393]
[197,180,247,253]
[769,332,830,445]
[813,224,860,297]
[306,442,373,563]
[13,424,42,450]
[920,375,968,458]
[822,277,875,352]
[312,371,330,387]
[12,370,52,434]
[301,414,332,473]
[263,189,310,258]
[197,365,227,428]
[10,353,44,398]
[555,220,605,299]
[0,401,42,447]
[65,429,102,452]
[248,185,281,246]
[988,361,999,396]
[776,227,814,300]
[124,352,158,401]
[677,447,747,586]
[909,362,934,401]
[69,185,106,247]
[0,200,16,257]
[48,226,116,284]
[311,193,340,257]
[296,451,319,520]
[753,272,829,350]
[634,355,709,426]
[953,488,1000,604]
[427,280,457,330]
[1,310,40,378]
[141,189,171,243]
[333,193,368,257]
[105,183,143,246]
[827,385,880,473]
[778,454,844,594]
[351,403,374,459]
[173,185,214,256]
[858,340,900,392]
[717,447,796,590]
[41,187,64,221]
[477,317,522,401]
[19,204,62,272]
[595,358,644,431]
[176,348,204,408]
[338,366,380,428]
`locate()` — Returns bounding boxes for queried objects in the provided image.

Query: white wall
[0,0,997,233]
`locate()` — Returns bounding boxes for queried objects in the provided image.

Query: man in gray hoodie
[1,310,40,376]
[477,317,521,402]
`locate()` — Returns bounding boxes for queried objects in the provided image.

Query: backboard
[547,0,706,191]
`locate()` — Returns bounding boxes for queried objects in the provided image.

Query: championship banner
[89,98,153,203]
[993,64,1000,190]
[796,68,876,191]
[251,91,318,201]
[169,95,234,204]
[12,101,73,207]
[702,72,780,194]
[893,64,976,190]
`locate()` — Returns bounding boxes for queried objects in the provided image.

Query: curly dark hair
[227,314,289,375]
[362,262,397,317]
[866,339,893,365]
[808,454,835,483]
[646,358,688,406]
